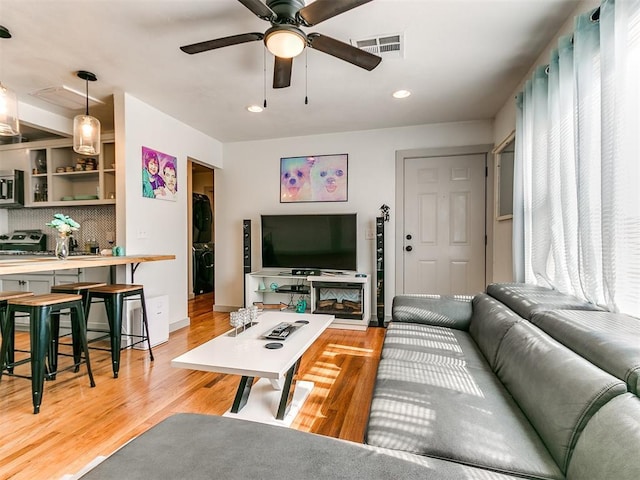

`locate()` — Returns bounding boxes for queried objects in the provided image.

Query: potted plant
[46,213,80,259]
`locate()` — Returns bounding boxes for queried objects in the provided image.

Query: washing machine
[193,242,214,295]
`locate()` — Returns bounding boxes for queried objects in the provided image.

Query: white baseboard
[214,305,237,312]
[169,317,190,332]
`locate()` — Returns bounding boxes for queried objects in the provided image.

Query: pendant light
[73,70,100,155]
[0,25,19,137]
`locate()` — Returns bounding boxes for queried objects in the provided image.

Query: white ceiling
[0,0,580,143]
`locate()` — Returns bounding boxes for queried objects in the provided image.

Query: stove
[0,229,47,252]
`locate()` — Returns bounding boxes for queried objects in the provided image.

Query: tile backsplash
[8,206,116,252]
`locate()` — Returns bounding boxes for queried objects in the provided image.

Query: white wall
[491,0,599,282]
[216,120,493,315]
[18,102,72,136]
[115,92,223,330]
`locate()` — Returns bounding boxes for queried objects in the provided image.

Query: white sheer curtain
[599,0,640,315]
[514,0,640,318]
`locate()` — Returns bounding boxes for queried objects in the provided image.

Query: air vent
[352,33,403,59]
[29,85,105,111]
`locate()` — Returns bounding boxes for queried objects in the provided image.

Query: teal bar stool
[0,291,35,374]
[49,282,107,377]
[0,293,96,414]
[85,284,154,379]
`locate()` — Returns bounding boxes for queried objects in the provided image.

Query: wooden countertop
[0,254,175,275]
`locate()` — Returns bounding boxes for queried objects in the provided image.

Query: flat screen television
[261,214,357,272]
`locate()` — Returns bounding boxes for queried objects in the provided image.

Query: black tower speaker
[376,216,385,327]
[243,219,251,307]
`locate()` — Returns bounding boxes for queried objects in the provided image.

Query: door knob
[405,245,413,252]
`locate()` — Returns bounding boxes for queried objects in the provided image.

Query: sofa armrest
[79,413,524,480]
[391,294,474,330]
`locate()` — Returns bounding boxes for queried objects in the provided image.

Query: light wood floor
[0,293,385,480]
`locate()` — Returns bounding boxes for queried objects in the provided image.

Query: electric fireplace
[312,282,364,320]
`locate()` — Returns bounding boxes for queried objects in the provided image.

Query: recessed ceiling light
[247,105,263,113]
[392,89,411,99]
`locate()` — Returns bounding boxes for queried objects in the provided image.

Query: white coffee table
[171,312,334,426]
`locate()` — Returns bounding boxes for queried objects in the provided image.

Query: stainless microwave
[0,170,24,208]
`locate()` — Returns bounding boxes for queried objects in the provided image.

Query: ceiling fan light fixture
[73,70,100,155]
[264,26,306,59]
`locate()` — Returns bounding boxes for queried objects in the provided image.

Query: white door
[403,154,486,295]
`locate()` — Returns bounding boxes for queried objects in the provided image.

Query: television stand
[245,271,370,330]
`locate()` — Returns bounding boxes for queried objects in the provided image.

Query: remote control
[264,322,300,341]
[270,322,290,335]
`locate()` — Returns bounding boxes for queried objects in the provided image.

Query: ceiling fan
[180,0,382,89]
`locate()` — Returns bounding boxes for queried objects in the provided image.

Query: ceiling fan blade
[308,33,381,71]
[298,0,373,27]
[273,56,293,89]
[180,32,263,54]
[237,0,276,21]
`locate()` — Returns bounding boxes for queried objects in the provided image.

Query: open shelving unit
[26,134,116,207]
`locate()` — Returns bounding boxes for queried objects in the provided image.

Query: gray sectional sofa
[366,283,640,479]
[82,283,640,480]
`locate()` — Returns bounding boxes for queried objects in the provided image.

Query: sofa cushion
[80,413,526,480]
[486,283,599,319]
[468,294,523,368]
[382,322,488,369]
[531,310,640,394]
[493,321,627,473]
[366,357,563,480]
[566,393,640,480]
[392,295,473,330]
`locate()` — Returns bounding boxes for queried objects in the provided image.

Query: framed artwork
[142,146,177,201]
[280,153,348,203]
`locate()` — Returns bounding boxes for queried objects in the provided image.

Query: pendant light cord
[85,77,89,115]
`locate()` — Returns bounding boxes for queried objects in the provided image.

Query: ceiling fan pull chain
[304,48,309,105]
[263,47,268,109]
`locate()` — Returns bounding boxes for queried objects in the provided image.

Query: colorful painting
[142,146,177,201]
[280,154,348,203]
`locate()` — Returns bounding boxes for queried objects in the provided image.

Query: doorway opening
[189,161,215,298]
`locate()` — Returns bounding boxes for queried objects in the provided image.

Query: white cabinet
[246,270,370,330]
[0,267,111,331]
[0,274,54,295]
[0,270,81,329]
[130,295,169,349]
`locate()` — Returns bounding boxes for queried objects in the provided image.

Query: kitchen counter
[0,254,175,275]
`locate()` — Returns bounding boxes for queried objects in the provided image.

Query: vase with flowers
[46,213,80,260]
